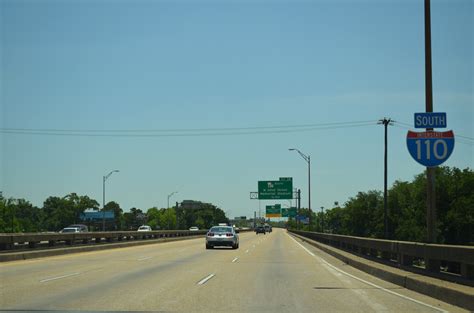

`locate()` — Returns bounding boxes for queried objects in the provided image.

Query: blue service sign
[414,112,447,128]
[406,130,455,167]
[80,211,115,220]
[296,215,309,224]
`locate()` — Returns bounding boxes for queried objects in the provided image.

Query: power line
[0,120,377,133]
[0,121,377,137]
[392,124,474,146]
[393,121,474,141]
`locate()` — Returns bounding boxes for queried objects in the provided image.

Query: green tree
[104,201,123,230]
[146,207,161,230]
[42,193,99,231]
[123,207,144,230]
[160,208,177,230]
[0,197,23,232]
[13,199,43,232]
[321,166,473,245]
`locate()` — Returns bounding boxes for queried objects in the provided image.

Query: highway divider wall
[0,229,252,262]
[288,230,474,284]
[0,230,208,250]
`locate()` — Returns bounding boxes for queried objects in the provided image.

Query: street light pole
[289,148,312,231]
[167,191,178,209]
[320,206,324,233]
[102,170,119,231]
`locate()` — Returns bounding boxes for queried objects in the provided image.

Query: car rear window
[62,228,77,232]
[210,227,232,233]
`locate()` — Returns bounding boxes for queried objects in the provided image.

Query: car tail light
[226,233,233,237]
[207,232,214,237]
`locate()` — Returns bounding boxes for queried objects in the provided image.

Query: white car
[60,227,80,233]
[137,225,152,232]
[189,226,199,231]
[206,226,239,249]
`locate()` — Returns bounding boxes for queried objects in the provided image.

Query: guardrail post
[48,240,56,247]
[426,258,441,273]
[28,241,37,248]
[399,254,414,266]
[369,249,378,257]
[461,263,474,280]
[381,251,391,261]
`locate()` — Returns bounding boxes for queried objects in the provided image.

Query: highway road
[0,228,468,312]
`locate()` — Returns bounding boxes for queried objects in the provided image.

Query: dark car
[255,225,266,234]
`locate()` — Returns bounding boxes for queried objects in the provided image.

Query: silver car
[206,226,239,249]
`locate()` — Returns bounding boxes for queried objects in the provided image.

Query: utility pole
[425,0,437,243]
[378,118,393,239]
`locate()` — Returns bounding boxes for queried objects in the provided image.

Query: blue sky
[1,0,472,219]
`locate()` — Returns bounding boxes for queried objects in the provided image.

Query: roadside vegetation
[0,194,228,233]
[287,166,473,245]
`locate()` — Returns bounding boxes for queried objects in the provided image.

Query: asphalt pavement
[0,228,468,312]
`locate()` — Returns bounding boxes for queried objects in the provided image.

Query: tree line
[287,166,473,245]
[0,194,228,232]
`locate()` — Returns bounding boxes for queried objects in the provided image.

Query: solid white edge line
[40,272,80,283]
[197,273,215,285]
[232,257,239,263]
[287,234,448,313]
[137,256,152,261]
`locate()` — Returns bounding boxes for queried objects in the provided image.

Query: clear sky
[1,0,472,219]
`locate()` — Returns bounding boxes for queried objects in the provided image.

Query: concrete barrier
[0,229,252,262]
[0,230,208,250]
[289,230,474,282]
[0,234,205,262]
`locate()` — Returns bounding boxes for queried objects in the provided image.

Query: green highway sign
[288,207,297,217]
[258,180,293,199]
[266,204,281,217]
[282,207,297,218]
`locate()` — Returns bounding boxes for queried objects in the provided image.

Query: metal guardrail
[289,230,474,282]
[0,230,209,250]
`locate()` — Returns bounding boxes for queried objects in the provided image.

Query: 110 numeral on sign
[407,131,455,167]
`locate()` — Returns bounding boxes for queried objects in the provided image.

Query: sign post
[406,110,455,244]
